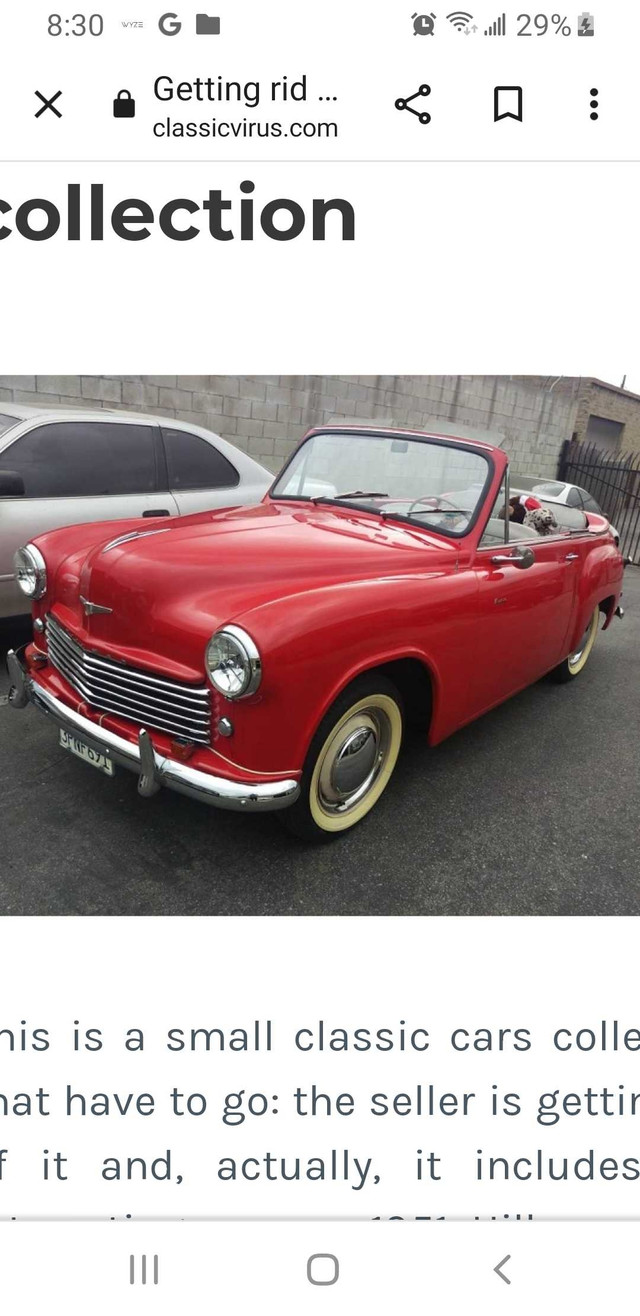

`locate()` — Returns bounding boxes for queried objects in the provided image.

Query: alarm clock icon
[412,12,436,34]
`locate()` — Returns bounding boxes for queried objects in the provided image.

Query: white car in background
[510,474,621,544]
[0,404,273,617]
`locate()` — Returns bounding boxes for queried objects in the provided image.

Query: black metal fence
[558,440,640,562]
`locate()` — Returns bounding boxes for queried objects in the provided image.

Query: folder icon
[196,14,221,34]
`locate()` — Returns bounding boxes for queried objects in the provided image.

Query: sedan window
[3,422,157,497]
[162,429,240,491]
[579,489,603,514]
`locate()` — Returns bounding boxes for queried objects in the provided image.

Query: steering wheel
[406,495,463,517]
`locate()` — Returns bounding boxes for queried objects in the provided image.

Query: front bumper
[6,650,300,813]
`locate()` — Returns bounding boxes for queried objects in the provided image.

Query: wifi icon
[446,10,474,29]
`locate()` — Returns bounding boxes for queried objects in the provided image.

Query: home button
[307,1254,340,1286]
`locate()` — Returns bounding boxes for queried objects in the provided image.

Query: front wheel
[550,606,600,683]
[279,674,404,842]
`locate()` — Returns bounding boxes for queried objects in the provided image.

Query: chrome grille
[45,614,211,745]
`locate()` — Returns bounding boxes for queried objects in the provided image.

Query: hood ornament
[80,596,113,617]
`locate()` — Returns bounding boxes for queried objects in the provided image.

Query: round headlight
[13,545,47,599]
[205,625,262,699]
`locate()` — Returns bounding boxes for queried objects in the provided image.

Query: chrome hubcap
[317,709,391,815]
[332,725,378,796]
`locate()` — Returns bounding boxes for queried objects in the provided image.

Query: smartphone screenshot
[0,2,638,1311]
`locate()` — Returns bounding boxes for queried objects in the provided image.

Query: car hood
[50,502,454,678]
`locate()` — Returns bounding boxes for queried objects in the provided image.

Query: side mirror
[490,546,536,570]
[0,470,25,497]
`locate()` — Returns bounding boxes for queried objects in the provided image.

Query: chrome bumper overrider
[6,651,300,813]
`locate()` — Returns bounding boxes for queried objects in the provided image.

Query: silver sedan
[0,404,273,617]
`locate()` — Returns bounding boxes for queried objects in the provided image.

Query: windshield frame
[269,428,496,540]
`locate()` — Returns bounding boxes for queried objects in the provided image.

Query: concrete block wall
[0,374,583,477]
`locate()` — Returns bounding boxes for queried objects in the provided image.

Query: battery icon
[577,12,595,35]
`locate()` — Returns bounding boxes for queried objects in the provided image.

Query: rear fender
[569,540,624,648]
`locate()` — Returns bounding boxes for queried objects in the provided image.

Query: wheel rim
[310,694,402,832]
[568,607,599,675]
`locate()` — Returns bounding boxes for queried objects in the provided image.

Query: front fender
[213,569,478,775]
[30,518,150,623]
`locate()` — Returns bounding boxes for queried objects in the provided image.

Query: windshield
[0,413,19,438]
[271,431,492,536]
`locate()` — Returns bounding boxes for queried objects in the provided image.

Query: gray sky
[599,372,637,394]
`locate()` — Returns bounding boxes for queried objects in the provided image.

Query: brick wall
[0,374,584,477]
[572,379,640,454]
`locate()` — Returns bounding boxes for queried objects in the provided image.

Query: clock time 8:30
[48,14,104,36]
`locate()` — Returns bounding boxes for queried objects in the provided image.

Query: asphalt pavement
[1,571,638,916]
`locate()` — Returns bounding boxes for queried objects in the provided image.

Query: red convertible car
[8,426,625,841]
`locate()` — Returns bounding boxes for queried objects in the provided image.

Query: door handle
[490,546,535,570]
[142,508,171,518]
[565,552,579,561]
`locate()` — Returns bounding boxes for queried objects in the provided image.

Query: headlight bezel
[204,624,262,700]
[13,544,47,600]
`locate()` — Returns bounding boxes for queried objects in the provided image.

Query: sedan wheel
[280,675,403,841]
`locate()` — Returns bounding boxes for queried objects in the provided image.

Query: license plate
[59,729,115,776]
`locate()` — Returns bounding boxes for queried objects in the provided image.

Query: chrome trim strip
[476,534,578,552]
[45,659,210,730]
[46,640,210,723]
[81,656,208,703]
[44,675,211,743]
[80,596,113,616]
[101,528,172,553]
[45,615,211,745]
[16,673,300,813]
[47,616,207,698]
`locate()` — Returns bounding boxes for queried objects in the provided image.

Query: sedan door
[0,419,179,616]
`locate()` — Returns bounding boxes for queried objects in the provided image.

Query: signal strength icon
[447,10,474,29]
[484,12,506,34]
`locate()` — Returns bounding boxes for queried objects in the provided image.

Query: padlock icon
[113,89,136,119]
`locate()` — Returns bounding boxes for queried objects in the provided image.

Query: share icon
[395,84,432,124]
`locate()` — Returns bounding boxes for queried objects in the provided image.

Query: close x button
[34,90,63,118]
